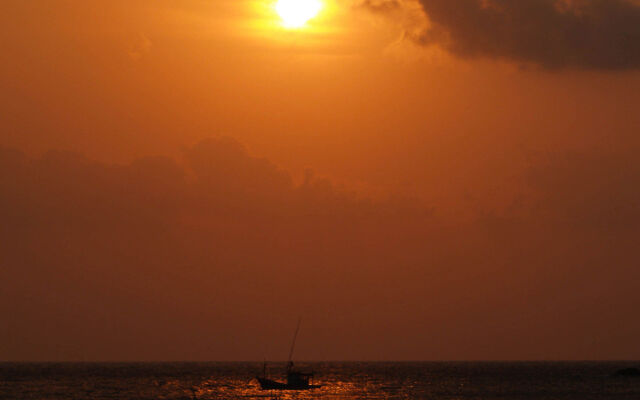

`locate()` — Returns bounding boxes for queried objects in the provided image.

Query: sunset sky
[1,0,640,361]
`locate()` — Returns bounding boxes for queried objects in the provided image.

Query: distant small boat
[613,367,640,377]
[256,319,322,391]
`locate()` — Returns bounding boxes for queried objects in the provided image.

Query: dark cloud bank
[375,0,640,69]
[1,138,639,360]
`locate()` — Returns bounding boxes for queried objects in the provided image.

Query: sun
[275,0,323,28]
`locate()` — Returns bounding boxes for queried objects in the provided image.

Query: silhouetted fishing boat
[256,319,321,391]
[256,368,321,390]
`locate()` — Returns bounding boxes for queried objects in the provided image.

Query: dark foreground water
[1,362,639,400]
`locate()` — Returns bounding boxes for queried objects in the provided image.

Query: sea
[1,362,639,400]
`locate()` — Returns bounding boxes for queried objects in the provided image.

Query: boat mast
[287,317,302,372]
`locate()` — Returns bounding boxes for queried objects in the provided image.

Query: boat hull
[256,377,321,391]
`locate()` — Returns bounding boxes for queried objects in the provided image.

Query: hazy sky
[1,0,640,361]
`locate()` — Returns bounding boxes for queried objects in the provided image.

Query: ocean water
[1,362,639,400]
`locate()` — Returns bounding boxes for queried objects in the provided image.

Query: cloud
[0,138,439,360]
[525,151,640,232]
[372,0,640,69]
[1,138,640,361]
[357,0,403,13]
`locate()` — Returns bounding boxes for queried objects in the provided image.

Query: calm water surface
[1,362,639,400]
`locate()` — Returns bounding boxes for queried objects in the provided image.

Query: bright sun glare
[275,0,323,28]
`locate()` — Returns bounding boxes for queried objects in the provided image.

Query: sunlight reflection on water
[1,362,640,400]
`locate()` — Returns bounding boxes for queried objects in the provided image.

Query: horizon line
[2,359,639,363]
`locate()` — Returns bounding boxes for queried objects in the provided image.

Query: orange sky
[1,0,640,361]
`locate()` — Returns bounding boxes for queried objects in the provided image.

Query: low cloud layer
[369,0,640,69]
[1,138,639,360]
